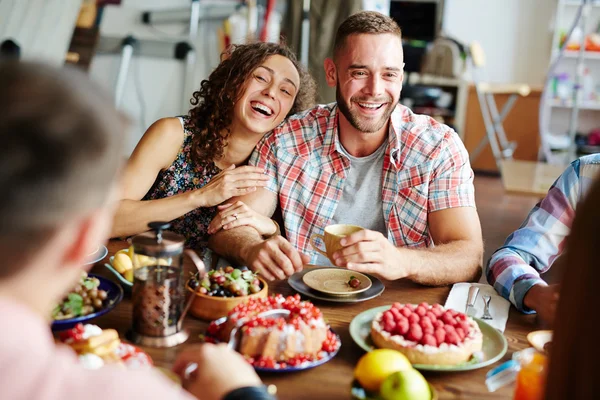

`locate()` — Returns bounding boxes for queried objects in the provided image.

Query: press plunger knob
[148,221,171,243]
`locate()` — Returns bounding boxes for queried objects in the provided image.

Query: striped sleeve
[485,159,581,312]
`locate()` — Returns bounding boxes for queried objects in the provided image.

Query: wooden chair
[469,41,531,170]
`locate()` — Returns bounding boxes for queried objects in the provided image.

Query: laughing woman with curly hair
[111,42,316,249]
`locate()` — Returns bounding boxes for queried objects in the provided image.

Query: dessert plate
[289,267,384,303]
[349,305,507,371]
[205,317,341,373]
[302,268,371,296]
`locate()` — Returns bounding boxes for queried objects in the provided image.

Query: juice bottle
[513,348,547,400]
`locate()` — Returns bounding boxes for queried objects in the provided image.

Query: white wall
[443,0,557,85]
[89,0,234,155]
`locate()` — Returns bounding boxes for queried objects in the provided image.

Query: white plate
[84,245,108,266]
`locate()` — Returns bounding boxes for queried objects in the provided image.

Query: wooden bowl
[186,276,269,321]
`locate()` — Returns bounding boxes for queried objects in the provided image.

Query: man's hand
[524,283,559,326]
[172,343,262,400]
[241,236,310,281]
[332,229,409,281]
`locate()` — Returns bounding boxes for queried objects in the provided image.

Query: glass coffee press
[128,222,205,347]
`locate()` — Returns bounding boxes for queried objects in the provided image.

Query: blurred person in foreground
[545,174,600,399]
[486,154,600,326]
[0,62,273,400]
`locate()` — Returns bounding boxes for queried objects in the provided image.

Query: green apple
[379,369,431,400]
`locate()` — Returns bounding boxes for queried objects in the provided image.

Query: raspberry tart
[207,294,339,369]
[371,302,483,365]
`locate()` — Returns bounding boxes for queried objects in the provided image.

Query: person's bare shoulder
[130,117,186,171]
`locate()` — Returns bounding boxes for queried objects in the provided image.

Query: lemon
[354,349,412,392]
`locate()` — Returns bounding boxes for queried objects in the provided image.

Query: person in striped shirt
[209,11,483,285]
[486,153,600,324]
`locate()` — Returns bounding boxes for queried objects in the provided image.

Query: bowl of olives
[186,266,268,321]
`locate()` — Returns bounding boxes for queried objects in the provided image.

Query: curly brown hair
[188,42,316,166]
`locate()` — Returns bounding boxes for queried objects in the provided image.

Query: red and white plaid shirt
[250,103,475,263]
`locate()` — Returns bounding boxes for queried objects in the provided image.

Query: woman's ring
[233,213,238,220]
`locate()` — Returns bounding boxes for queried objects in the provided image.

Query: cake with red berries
[59,324,153,369]
[371,302,483,365]
[208,294,339,368]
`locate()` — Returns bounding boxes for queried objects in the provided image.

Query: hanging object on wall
[421,37,467,79]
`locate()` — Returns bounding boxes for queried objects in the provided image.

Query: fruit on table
[53,272,108,319]
[379,369,431,400]
[112,247,171,282]
[190,266,261,297]
[348,275,361,288]
[124,268,134,283]
[112,253,133,274]
[354,349,412,392]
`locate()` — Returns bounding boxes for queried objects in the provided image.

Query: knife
[465,286,480,317]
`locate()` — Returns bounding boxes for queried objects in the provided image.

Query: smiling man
[210,11,483,285]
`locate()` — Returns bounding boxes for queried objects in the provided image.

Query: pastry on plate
[371,302,483,365]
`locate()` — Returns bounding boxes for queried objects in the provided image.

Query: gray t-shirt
[315,141,388,265]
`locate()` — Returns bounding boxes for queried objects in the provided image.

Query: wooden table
[92,240,537,400]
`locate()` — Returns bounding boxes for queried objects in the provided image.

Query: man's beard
[336,85,396,133]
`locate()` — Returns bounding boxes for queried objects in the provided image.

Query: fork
[482,295,493,320]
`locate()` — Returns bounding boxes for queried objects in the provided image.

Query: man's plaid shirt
[249,103,476,263]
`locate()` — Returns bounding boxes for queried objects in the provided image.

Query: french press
[129,221,205,347]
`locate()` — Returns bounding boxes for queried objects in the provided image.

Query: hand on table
[242,236,310,281]
[332,229,407,281]
[196,165,269,208]
[172,343,262,400]
[207,201,277,236]
[524,283,559,327]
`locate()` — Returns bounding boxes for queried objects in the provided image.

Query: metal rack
[541,0,600,164]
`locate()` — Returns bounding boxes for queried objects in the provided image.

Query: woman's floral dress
[142,116,221,249]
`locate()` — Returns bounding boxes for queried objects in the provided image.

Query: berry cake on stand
[371,302,483,365]
[207,294,340,370]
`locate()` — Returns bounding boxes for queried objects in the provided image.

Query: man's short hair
[0,62,128,275]
[333,11,402,59]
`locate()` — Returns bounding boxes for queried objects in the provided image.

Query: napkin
[444,283,511,332]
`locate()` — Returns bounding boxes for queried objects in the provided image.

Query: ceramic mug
[309,224,364,264]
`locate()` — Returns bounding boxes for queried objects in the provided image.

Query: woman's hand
[195,165,270,208]
[207,201,277,236]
